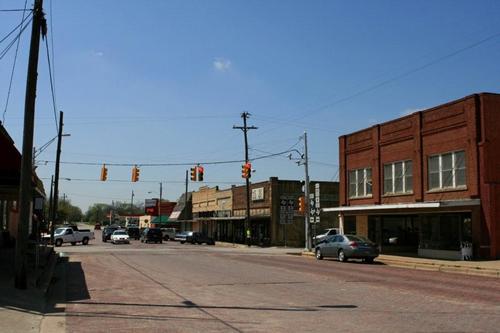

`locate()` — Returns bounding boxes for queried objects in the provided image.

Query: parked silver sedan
[315,234,379,263]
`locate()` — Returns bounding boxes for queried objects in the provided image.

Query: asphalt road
[48,229,500,333]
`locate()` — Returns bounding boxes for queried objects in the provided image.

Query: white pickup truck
[48,226,95,247]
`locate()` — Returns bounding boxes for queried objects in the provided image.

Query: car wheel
[55,239,63,247]
[82,237,89,245]
[103,239,107,243]
[71,242,76,246]
[159,240,163,244]
[315,248,323,260]
[181,241,185,244]
[364,257,374,264]
[338,249,348,262]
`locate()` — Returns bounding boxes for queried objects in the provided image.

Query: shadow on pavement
[44,256,90,314]
[68,300,357,312]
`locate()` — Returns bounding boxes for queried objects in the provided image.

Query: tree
[84,203,110,224]
[57,199,83,223]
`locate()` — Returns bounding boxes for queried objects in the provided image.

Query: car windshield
[54,228,65,235]
[113,231,127,235]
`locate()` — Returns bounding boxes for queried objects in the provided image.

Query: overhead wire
[44,36,58,132]
[0,9,31,12]
[0,10,32,45]
[40,177,244,185]
[250,30,500,142]
[2,0,28,124]
[36,148,298,167]
[0,14,32,61]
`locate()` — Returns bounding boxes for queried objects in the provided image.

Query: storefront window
[420,213,470,251]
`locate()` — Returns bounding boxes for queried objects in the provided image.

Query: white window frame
[348,167,372,198]
[383,160,413,195]
[428,150,466,190]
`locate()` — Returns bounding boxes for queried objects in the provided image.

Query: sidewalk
[0,246,59,333]
[215,242,500,278]
[301,250,500,277]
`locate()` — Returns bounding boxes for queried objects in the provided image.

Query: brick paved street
[43,232,500,333]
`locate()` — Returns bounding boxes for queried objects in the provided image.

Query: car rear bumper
[112,239,130,244]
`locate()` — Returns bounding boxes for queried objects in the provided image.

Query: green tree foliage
[84,202,144,223]
[57,199,83,223]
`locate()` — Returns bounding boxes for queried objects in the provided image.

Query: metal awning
[194,216,245,221]
[151,215,170,224]
[322,199,480,213]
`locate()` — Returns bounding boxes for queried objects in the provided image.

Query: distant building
[326,93,500,260]
[188,177,338,246]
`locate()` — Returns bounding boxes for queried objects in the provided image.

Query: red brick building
[325,93,500,260]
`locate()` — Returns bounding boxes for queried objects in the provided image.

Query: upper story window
[428,150,466,191]
[384,160,413,195]
[348,167,372,198]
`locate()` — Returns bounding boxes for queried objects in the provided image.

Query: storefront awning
[323,199,480,213]
[194,216,245,221]
[151,215,170,224]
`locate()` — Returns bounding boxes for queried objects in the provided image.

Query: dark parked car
[315,234,379,263]
[102,225,120,242]
[140,228,163,244]
[127,226,140,240]
[186,232,215,245]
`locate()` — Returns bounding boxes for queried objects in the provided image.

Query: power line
[0,14,32,61]
[0,10,32,45]
[36,148,297,167]
[2,0,28,124]
[44,35,58,132]
[251,30,500,139]
[0,9,32,12]
[293,31,500,121]
[40,177,244,185]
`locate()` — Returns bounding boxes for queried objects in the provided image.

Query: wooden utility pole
[50,111,63,240]
[15,0,45,289]
[48,175,54,243]
[233,112,257,246]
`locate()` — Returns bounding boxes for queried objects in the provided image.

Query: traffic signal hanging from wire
[190,166,197,181]
[190,165,204,182]
[131,165,140,182]
[100,164,108,181]
[197,165,204,181]
[242,162,251,179]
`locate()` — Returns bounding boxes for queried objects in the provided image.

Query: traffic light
[131,165,140,182]
[100,164,108,181]
[197,165,204,181]
[190,167,197,181]
[241,163,252,179]
[298,196,305,213]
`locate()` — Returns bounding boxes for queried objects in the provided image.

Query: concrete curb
[298,251,500,278]
[215,242,249,249]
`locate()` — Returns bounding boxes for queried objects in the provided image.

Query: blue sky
[1,0,500,211]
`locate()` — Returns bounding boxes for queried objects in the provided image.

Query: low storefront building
[232,177,339,247]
